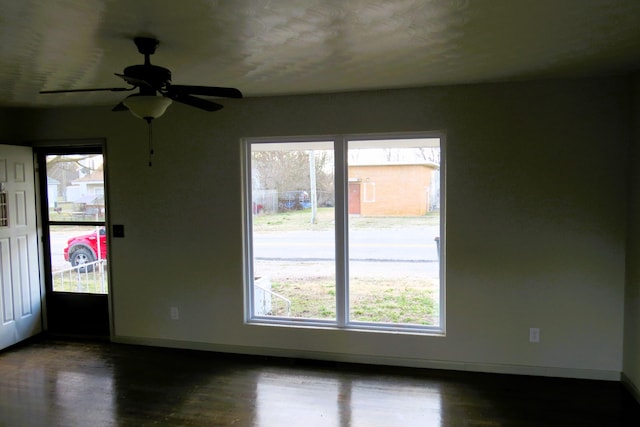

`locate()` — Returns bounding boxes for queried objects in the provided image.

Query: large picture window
[244,134,444,333]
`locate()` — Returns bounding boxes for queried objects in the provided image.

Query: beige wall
[624,74,640,398]
[6,76,632,381]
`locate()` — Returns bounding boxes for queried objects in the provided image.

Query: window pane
[46,154,105,222]
[251,142,335,320]
[46,153,107,295]
[49,225,108,294]
[347,138,441,326]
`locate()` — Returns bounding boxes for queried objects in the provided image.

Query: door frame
[35,141,112,337]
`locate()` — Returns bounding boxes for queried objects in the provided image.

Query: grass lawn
[271,277,439,326]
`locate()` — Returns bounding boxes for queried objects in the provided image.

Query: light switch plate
[113,224,125,238]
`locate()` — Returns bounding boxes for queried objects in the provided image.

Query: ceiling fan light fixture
[123,94,172,120]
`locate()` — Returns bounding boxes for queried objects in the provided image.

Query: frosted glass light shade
[123,95,172,120]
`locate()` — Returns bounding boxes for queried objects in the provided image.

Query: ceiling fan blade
[40,87,133,94]
[168,85,243,98]
[165,92,224,112]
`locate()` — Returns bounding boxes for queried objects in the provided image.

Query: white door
[0,145,42,350]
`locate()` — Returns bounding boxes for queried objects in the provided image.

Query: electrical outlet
[529,327,540,343]
[170,306,179,320]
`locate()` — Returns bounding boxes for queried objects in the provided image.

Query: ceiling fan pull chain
[147,118,154,167]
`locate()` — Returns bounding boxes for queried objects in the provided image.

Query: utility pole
[309,150,317,224]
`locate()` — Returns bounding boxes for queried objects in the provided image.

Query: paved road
[253,227,441,280]
[253,227,440,262]
[48,227,441,274]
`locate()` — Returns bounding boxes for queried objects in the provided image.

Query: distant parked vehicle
[279,190,311,211]
[63,228,107,271]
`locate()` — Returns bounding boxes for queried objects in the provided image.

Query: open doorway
[37,146,110,336]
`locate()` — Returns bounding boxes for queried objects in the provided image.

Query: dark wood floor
[0,336,638,426]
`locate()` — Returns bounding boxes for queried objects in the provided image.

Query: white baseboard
[112,335,621,382]
[622,372,640,404]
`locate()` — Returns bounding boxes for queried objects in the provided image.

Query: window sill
[246,317,445,337]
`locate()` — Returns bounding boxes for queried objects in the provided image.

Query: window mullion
[334,137,348,327]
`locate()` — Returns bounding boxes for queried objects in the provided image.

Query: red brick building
[348,162,438,216]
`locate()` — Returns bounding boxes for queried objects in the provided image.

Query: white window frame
[242,132,446,335]
[363,181,376,203]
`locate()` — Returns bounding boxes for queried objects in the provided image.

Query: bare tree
[45,155,101,199]
[252,151,309,193]
[417,147,440,165]
[383,149,402,162]
[252,150,334,209]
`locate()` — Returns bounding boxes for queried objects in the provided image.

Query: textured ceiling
[1,0,640,108]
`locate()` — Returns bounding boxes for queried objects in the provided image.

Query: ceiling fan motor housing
[122,64,171,93]
[124,37,170,95]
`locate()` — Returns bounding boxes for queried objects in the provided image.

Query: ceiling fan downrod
[133,37,159,64]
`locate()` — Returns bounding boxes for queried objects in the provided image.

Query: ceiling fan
[41,37,243,166]
[40,37,243,122]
